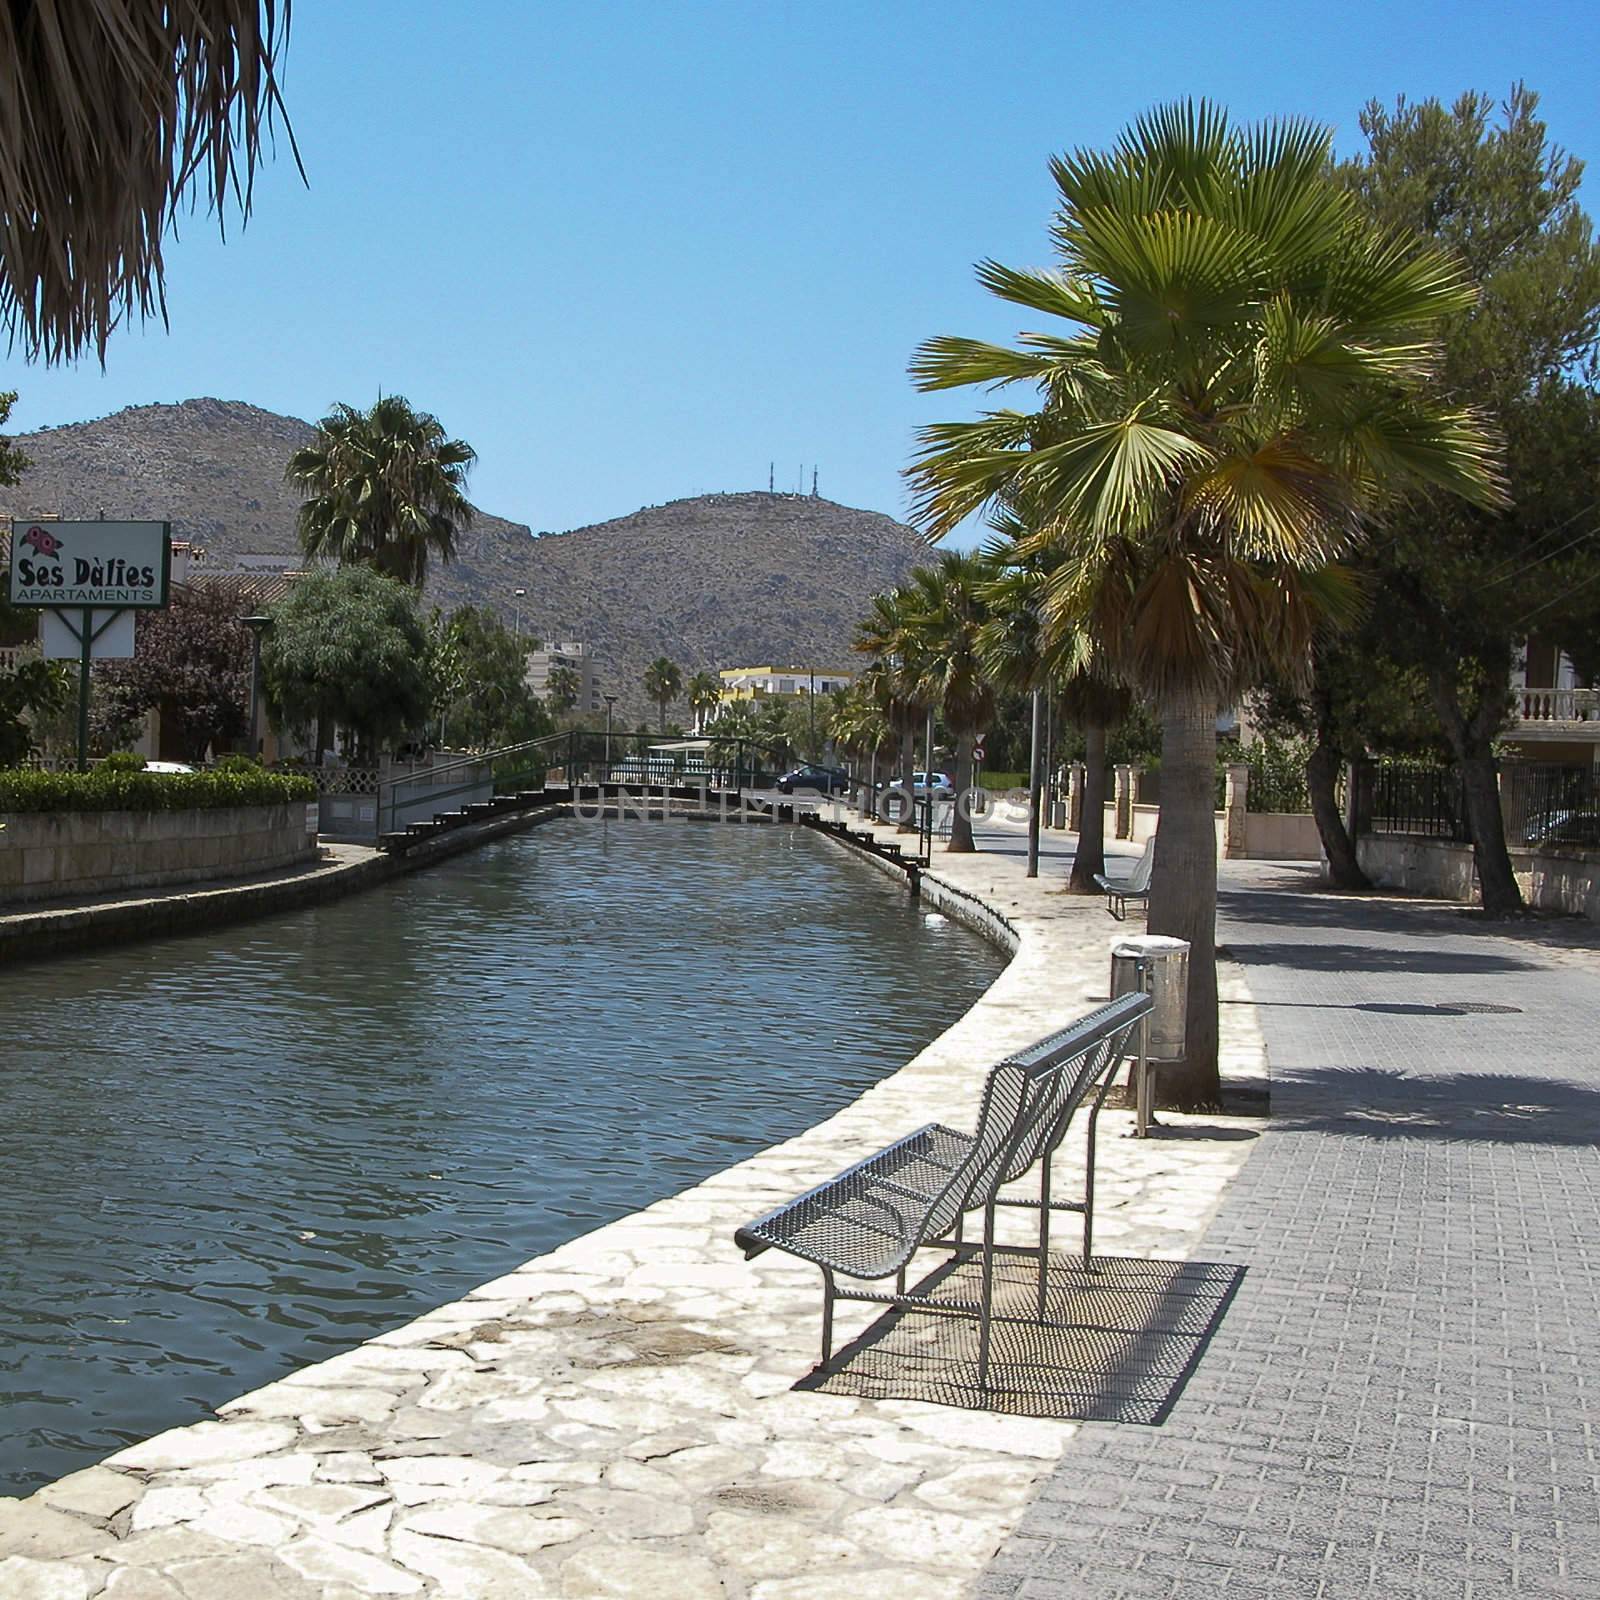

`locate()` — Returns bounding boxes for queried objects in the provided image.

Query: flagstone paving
[979,862,1600,1599]
[0,817,1266,1599]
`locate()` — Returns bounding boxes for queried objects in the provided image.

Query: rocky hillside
[0,399,930,719]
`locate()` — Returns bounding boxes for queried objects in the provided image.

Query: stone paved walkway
[0,816,1265,1599]
[981,862,1600,1599]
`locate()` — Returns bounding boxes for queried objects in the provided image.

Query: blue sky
[7,0,1600,548]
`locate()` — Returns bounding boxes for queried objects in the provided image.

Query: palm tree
[908,102,1501,1103]
[853,590,928,831]
[828,680,894,793]
[642,657,684,735]
[978,522,1130,892]
[288,396,477,588]
[545,664,581,715]
[900,552,999,853]
[0,2,295,364]
[686,672,723,734]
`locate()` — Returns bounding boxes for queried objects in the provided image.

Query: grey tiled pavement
[978,861,1600,1599]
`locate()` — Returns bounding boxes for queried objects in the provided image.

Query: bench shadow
[798,1253,1244,1425]
[1270,1066,1600,1148]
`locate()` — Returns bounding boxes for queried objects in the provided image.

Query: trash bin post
[1109,935,1191,1136]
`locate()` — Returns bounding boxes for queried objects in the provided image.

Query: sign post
[6,520,171,770]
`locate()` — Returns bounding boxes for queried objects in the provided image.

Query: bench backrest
[1128,834,1157,893]
[921,991,1151,1244]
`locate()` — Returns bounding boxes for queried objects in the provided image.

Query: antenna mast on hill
[768,462,774,493]
[812,468,818,497]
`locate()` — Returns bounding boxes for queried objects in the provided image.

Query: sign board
[7,520,171,609]
[41,608,135,660]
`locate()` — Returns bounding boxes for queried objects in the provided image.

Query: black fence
[1360,761,1467,841]
[1358,759,1600,852]
[1500,762,1600,850]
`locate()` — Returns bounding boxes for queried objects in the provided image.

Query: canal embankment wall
[0,801,574,965]
[0,803,317,906]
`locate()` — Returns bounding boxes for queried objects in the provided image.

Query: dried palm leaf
[0,0,297,363]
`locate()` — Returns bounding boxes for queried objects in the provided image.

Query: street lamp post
[603,693,618,784]
[513,588,526,638]
[242,614,273,758]
[1026,686,1043,878]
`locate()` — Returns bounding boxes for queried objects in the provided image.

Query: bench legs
[1037,1148,1053,1321]
[978,1197,998,1396]
[813,1075,1120,1388]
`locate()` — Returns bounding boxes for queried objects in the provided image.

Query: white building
[526,640,603,714]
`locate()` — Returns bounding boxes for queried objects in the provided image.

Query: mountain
[0,399,930,719]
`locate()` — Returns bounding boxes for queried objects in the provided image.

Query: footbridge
[374,731,830,854]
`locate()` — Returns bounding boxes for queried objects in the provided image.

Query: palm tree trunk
[948,736,976,852]
[1306,740,1369,889]
[1067,723,1109,892]
[1146,683,1220,1109]
[657,699,667,737]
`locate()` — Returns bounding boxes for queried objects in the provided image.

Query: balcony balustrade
[1515,686,1600,726]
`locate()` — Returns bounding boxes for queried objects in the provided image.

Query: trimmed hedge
[0,768,317,815]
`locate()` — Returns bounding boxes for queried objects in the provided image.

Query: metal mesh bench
[735,992,1152,1393]
[1095,834,1155,920]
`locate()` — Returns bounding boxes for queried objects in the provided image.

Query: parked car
[912,770,954,799]
[775,763,851,795]
[144,760,196,775]
[1524,810,1600,849]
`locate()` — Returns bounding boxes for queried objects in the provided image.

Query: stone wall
[1241,810,1323,860]
[1358,833,1600,921]
[0,803,316,906]
[1099,760,1322,861]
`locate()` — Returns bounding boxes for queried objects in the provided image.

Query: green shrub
[1216,736,1312,813]
[210,753,262,774]
[0,767,317,814]
[100,750,147,772]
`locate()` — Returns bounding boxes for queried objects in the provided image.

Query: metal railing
[374,731,790,837]
[1500,762,1600,850]
[1360,761,1468,841]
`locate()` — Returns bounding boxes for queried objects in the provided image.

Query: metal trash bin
[1110,934,1190,1136]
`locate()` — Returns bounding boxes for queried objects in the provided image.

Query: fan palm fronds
[288,396,476,589]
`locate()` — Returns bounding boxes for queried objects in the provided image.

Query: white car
[143,760,196,775]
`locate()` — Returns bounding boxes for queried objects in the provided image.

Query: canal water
[0,819,1003,1495]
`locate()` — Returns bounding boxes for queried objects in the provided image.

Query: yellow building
[717,665,854,704]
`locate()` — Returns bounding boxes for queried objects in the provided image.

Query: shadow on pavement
[1268,1065,1600,1147]
[1225,939,1540,975]
[803,1253,1245,1426]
